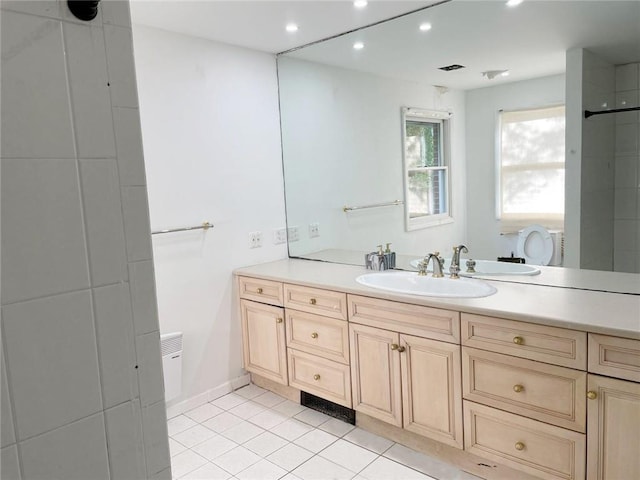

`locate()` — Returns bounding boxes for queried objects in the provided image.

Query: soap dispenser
[384,243,396,269]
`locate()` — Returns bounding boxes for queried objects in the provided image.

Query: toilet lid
[517,224,553,266]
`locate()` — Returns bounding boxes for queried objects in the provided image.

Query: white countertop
[300,249,640,295]
[235,258,640,340]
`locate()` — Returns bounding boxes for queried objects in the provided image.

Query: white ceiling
[130,1,439,54]
[130,0,640,90]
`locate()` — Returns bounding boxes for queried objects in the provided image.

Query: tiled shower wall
[614,62,640,273]
[1,1,170,479]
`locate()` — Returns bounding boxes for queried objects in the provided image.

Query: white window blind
[498,105,565,231]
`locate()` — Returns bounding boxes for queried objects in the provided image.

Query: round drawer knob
[311,332,319,339]
[513,336,524,345]
[515,442,525,451]
[257,288,263,294]
[397,346,406,353]
[276,318,283,324]
[310,298,317,305]
[513,384,524,393]
[587,391,598,400]
[390,344,399,351]
[313,374,321,381]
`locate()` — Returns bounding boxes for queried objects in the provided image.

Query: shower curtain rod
[584,106,640,118]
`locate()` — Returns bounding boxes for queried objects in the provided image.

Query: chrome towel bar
[343,200,404,212]
[151,222,213,235]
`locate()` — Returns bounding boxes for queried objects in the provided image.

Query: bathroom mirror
[278,0,640,290]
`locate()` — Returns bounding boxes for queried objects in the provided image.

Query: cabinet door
[587,374,640,480]
[240,299,287,385]
[350,323,402,426]
[401,334,463,448]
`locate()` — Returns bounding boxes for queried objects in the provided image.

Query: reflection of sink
[409,258,540,276]
[356,272,497,298]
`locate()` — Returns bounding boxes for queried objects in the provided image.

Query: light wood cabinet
[588,334,640,383]
[350,322,463,448]
[586,374,640,480]
[401,334,463,448]
[464,401,586,480]
[288,348,351,407]
[240,299,287,385]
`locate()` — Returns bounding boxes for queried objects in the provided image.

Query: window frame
[495,104,566,232]
[401,107,453,232]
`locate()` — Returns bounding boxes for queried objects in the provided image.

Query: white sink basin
[409,258,540,276]
[356,271,497,298]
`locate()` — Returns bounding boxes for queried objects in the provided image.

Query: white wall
[278,57,467,258]
[465,74,565,261]
[613,62,640,273]
[132,25,288,410]
[1,1,170,479]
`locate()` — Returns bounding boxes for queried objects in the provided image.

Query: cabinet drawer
[284,284,347,320]
[463,347,586,432]
[238,276,283,306]
[348,294,460,343]
[287,349,352,408]
[462,313,587,369]
[588,334,640,382]
[464,401,586,480]
[286,310,349,364]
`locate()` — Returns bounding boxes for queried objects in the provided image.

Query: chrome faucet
[419,252,444,278]
[450,244,468,279]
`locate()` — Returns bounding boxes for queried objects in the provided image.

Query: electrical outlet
[248,231,262,248]
[288,226,299,242]
[273,227,287,245]
[309,223,320,238]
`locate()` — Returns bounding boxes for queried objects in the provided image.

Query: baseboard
[165,373,251,419]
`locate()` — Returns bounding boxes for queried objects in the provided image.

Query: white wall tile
[1,444,22,480]
[151,467,172,480]
[136,331,165,407]
[121,186,153,261]
[104,24,139,107]
[1,159,90,304]
[2,291,102,440]
[104,401,146,480]
[0,11,75,158]
[20,413,109,480]
[113,107,147,185]
[1,1,61,19]
[615,219,639,252]
[616,63,639,92]
[615,188,638,219]
[616,123,639,155]
[128,260,160,335]
[1,353,16,447]
[93,283,138,408]
[142,400,171,475]
[616,90,639,125]
[64,22,116,158]
[79,159,128,286]
[101,0,132,28]
[615,155,639,189]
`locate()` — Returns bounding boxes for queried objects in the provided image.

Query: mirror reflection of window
[402,108,453,231]
[497,105,565,231]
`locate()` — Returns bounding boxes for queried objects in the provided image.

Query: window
[402,108,452,231]
[497,105,565,231]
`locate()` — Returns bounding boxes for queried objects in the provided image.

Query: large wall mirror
[277,0,640,291]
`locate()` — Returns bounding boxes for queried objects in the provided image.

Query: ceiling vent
[439,64,465,71]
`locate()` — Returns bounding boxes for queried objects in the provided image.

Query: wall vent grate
[438,64,465,71]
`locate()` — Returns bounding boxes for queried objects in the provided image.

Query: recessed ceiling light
[506,0,523,6]
[482,69,510,79]
[285,23,298,33]
[353,42,364,50]
[419,22,432,32]
[354,0,368,8]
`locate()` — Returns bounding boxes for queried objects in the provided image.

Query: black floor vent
[300,392,356,425]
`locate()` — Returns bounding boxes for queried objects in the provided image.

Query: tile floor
[167,384,482,480]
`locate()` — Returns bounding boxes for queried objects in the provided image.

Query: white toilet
[517,225,563,266]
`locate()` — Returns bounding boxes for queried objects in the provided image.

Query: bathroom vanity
[235,259,640,480]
